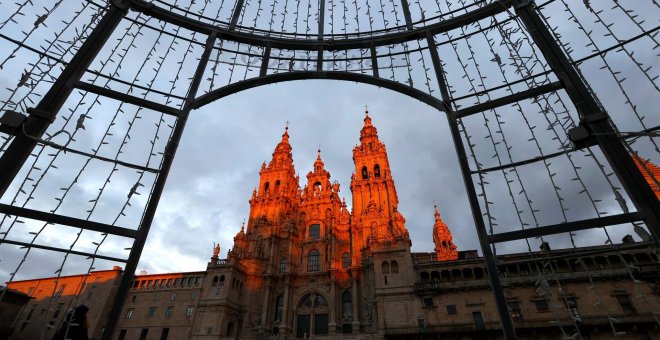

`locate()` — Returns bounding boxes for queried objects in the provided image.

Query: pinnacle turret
[432,205,458,261]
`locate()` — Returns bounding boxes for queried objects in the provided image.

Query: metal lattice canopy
[0,0,658,339]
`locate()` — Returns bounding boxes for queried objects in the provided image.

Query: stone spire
[247,125,300,233]
[432,205,458,261]
[350,109,409,252]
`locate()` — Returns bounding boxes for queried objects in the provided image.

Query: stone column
[281,278,291,337]
[260,279,271,335]
[351,270,360,332]
[329,274,337,334]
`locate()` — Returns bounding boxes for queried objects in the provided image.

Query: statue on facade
[212,243,220,259]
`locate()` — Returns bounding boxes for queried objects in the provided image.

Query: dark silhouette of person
[53,304,89,340]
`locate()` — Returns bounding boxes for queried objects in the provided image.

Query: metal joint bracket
[26,107,56,123]
[0,110,26,135]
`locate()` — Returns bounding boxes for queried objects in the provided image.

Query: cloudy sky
[0,0,658,282]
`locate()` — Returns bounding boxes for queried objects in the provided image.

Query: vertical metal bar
[370,43,379,78]
[318,0,325,40]
[400,0,414,30]
[513,0,660,242]
[317,46,324,71]
[425,32,517,339]
[0,1,129,197]
[229,0,246,30]
[101,31,218,340]
[260,44,271,77]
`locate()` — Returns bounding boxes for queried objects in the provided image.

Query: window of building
[26,304,37,320]
[264,182,270,193]
[390,261,399,274]
[382,261,390,274]
[275,295,283,321]
[226,322,234,337]
[132,281,139,288]
[423,297,434,308]
[615,294,636,315]
[374,164,381,177]
[309,224,320,239]
[118,329,127,340]
[342,253,351,269]
[147,307,156,318]
[507,301,523,321]
[361,166,368,179]
[153,293,160,301]
[564,297,582,323]
[447,304,457,315]
[280,258,287,273]
[139,329,148,340]
[170,292,176,301]
[174,278,181,286]
[191,292,197,300]
[140,280,146,288]
[126,308,134,319]
[212,276,219,287]
[418,319,425,333]
[165,306,173,317]
[185,306,194,316]
[166,278,172,286]
[154,279,160,286]
[53,303,64,319]
[308,249,320,272]
[160,328,169,340]
[219,275,225,285]
[473,311,485,330]
[342,291,352,319]
[146,280,152,288]
[534,299,549,312]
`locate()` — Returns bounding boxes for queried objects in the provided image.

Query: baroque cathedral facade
[198,111,458,338]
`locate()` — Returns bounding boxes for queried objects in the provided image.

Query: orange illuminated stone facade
[633,155,660,200]
[195,110,430,338]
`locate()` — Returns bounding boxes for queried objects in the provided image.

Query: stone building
[4,112,660,339]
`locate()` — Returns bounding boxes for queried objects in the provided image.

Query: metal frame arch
[191,71,448,115]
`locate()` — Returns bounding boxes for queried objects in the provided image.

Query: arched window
[313,181,321,196]
[391,261,399,274]
[309,224,320,239]
[275,295,284,321]
[264,182,270,193]
[219,275,225,284]
[275,180,281,192]
[212,276,218,287]
[279,258,287,273]
[226,322,234,336]
[382,261,390,274]
[342,253,351,269]
[374,164,381,178]
[342,291,352,319]
[308,250,320,272]
[361,166,368,179]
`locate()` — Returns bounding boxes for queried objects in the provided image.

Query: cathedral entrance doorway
[295,293,329,338]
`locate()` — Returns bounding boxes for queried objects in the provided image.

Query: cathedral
[5,112,660,340]
[199,110,459,338]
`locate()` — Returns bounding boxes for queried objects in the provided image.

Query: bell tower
[432,205,458,261]
[247,126,300,234]
[350,110,410,252]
